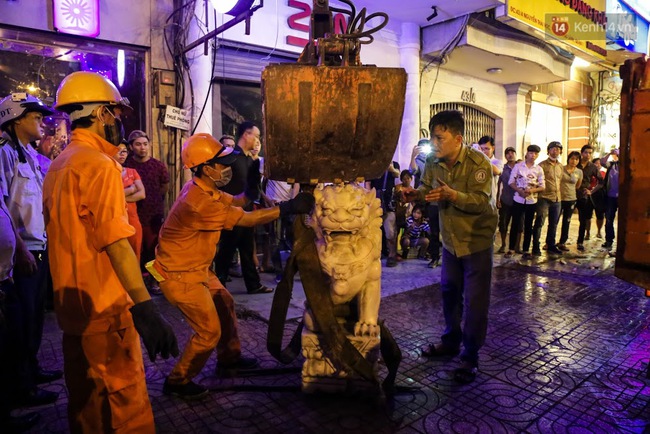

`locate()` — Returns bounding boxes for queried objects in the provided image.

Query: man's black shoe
[36,369,63,385]
[216,356,259,377]
[421,343,460,358]
[162,379,208,400]
[532,249,542,256]
[547,246,563,255]
[13,388,58,408]
[2,411,41,433]
[453,361,478,384]
[602,242,613,249]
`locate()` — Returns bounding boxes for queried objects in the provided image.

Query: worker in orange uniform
[43,71,179,433]
[153,133,314,400]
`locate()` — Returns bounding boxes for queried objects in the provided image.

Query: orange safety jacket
[155,176,244,283]
[43,129,136,335]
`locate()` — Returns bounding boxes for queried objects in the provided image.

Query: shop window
[430,103,495,145]
[217,81,263,139]
[0,27,146,135]
[526,101,564,160]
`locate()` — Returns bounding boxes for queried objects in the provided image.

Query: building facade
[1,0,648,197]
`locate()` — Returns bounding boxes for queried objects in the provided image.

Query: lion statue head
[311,184,382,302]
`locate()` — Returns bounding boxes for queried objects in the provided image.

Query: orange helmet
[181,133,238,169]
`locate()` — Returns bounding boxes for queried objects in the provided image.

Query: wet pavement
[18,216,650,433]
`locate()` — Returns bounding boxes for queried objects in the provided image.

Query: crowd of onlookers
[368,136,621,269]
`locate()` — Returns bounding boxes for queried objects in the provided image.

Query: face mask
[211,166,232,188]
[101,107,124,146]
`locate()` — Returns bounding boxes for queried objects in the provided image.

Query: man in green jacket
[404,110,497,384]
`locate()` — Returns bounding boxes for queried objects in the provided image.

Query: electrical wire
[192,36,217,134]
[162,0,198,198]
[261,0,281,61]
[164,0,198,113]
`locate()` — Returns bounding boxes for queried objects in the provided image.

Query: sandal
[453,361,478,384]
[247,285,274,295]
[421,343,460,358]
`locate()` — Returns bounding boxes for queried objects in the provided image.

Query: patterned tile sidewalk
[16,216,650,433]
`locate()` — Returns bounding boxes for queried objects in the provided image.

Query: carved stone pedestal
[301,327,380,394]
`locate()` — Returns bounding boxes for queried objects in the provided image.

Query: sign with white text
[163,105,191,131]
[606,0,649,54]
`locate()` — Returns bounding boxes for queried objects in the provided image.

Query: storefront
[210,41,299,138]
[0,25,148,136]
[0,0,184,194]
[421,12,574,159]
[0,0,170,134]
[419,0,648,162]
[422,67,505,148]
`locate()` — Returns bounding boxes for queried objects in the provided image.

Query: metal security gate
[430,103,495,145]
[214,44,298,83]
[212,43,299,136]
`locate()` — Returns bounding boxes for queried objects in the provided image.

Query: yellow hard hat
[181,133,238,169]
[54,71,132,113]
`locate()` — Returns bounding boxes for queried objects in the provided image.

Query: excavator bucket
[262,64,407,183]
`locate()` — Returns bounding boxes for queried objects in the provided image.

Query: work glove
[279,192,315,216]
[130,299,180,362]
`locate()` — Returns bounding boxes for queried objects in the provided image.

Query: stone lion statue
[310,183,383,337]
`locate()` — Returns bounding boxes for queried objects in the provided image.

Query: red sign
[287,0,348,47]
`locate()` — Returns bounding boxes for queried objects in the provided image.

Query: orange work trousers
[62,326,155,434]
[161,273,241,385]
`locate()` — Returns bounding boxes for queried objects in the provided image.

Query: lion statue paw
[354,322,380,338]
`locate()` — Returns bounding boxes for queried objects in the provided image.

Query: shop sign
[506,0,607,59]
[286,0,348,48]
[606,0,649,54]
[52,0,100,38]
[618,0,650,22]
[163,105,191,131]
[460,87,477,104]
